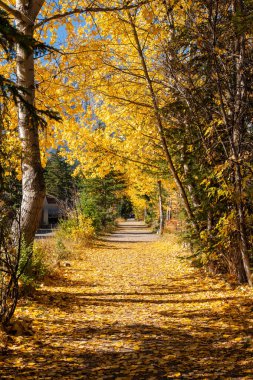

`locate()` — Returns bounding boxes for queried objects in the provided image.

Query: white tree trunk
[15,0,45,245]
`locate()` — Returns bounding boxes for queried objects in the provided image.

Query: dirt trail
[1,229,253,379]
[102,220,159,242]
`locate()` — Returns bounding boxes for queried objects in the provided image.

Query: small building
[40,194,60,227]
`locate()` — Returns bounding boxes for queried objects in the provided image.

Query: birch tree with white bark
[0,0,148,246]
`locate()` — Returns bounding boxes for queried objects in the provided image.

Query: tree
[0,0,149,247]
[80,171,127,231]
[157,0,253,284]
[119,196,134,219]
[44,152,75,202]
[58,0,252,284]
[0,10,44,326]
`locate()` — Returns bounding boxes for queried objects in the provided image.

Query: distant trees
[79,172,127,231]
[119,196,134,219]
[44,152,75,202]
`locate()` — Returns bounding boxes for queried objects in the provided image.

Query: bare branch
[99,91,153,109]
[34,1,150,29]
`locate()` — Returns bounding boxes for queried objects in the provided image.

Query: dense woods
[0,0,253,332]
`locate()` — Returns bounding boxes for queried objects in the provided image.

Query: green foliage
[18,240,48,293]
[144,206,156,226]
[0,10,57,59]
[79,172,127,231]
[159,0,253,282]
[44,151,75,202]
[55,238,69,260]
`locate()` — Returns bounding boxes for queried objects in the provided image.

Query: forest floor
[1,221,253,379]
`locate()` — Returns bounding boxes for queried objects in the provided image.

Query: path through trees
[1,228,252,379]
[102,220,159,242]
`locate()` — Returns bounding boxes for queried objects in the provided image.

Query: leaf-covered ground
[1,235,253,379]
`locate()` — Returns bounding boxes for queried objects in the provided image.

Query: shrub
[57,212,95,245]
[19,242,49,294]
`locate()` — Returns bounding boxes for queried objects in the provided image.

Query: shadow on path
[1,231,252,379]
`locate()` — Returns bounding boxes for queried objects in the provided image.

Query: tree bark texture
[15,0,45,245]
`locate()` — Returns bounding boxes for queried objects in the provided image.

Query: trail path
[102,220,159,242]
[1,221,253,379]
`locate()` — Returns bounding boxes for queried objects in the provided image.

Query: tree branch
[35,1,150,29]
[0,0,32,24]
[82,136,164,171]
[99,91,153,109]
[30,0,45,20]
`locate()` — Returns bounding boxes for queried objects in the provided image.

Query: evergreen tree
[44,152,75,202]
[80,172,127,231]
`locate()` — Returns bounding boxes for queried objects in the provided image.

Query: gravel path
[102,219,159,242]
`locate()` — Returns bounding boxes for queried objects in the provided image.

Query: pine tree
[44,152,75,202]
[80,172,127,231]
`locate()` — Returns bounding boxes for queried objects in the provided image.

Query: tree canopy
[0,0,253,285]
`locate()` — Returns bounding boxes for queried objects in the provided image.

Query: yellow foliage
[57,212,95,245]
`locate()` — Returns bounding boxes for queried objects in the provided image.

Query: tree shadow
[99,238,158,243]
[31,286,244,314]
[92,241,133,250]
[1,261,252,378]
[1,311,252,379]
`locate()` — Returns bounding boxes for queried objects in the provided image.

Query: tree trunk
[181,148,201,209]
[211,0,252,285]
[166,198,172,221]
[233,162,252,285]
[230,0,252,285]
[15,0,45,246]
[127,10,199,233]
[157,180,164,235]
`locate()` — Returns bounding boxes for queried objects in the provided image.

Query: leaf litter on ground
[0,234,253,379]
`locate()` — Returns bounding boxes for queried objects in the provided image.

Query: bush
[57,212,95,245]
[55,238,69,260]
[19,242,49,294]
